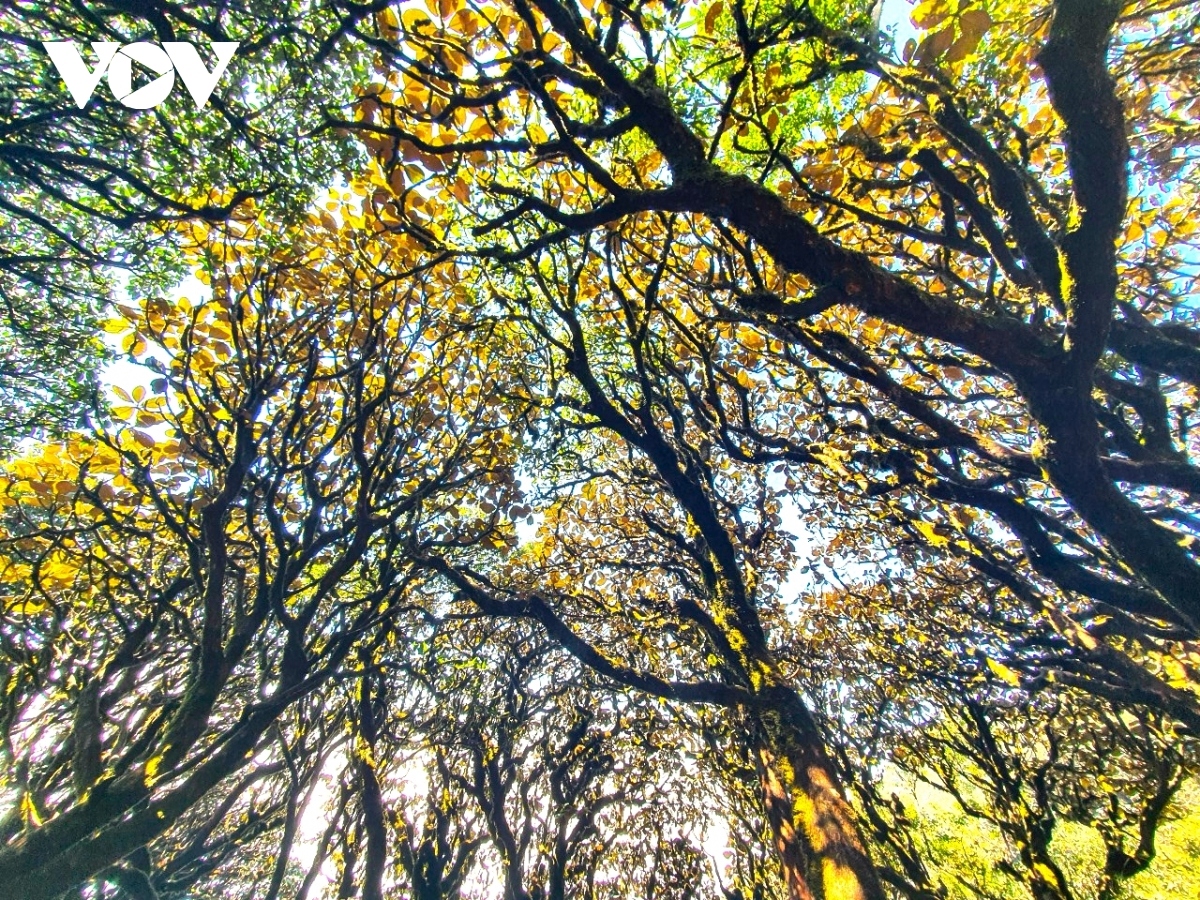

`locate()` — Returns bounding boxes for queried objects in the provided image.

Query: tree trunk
[751,682,886,900]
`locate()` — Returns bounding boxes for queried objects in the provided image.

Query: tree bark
[751,682,886,900]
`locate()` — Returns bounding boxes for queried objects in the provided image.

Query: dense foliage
[0,0,367,448]
[1,1,1198,899]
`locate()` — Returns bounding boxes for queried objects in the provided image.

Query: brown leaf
[915,27,955,65]
[704,1,724,35]
[945,9,993,62]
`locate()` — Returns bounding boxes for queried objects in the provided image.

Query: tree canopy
[1,1,1198,900]
[0,0,367,448]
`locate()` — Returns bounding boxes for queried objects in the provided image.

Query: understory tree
[0,207,528,900]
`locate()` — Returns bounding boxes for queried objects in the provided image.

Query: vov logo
[42,41,239,110]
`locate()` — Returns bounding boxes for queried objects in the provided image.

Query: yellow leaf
[102,318,130,334]
[914,519,950,548]
[912,0,950,29]
[986,658,1021,687]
